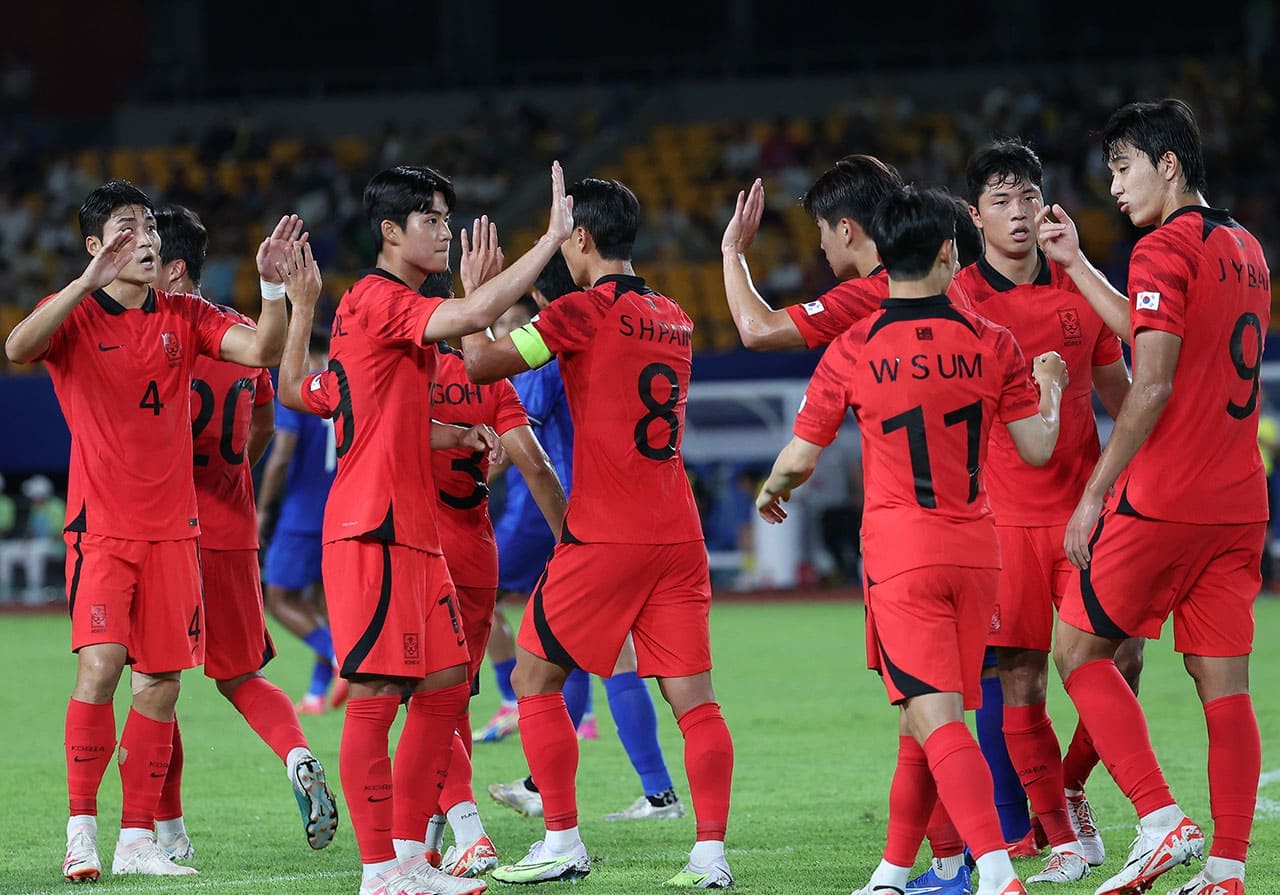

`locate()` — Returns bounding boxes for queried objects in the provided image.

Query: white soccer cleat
[442,835,499,878]
[1093,817,1204,895]
[358,865,458,895]
[1027,849,1092,883]
[1067,790,1106,867]
[399,853,488,893]
[111,836,199,876]
[63,823,101,883]
[487,777,544,818]
[1165,870,1244,895]
[292,753,340,850]
[159,830,196,860]
[491,839,591,885]
[604,792,686,822]
[663,855,734,889]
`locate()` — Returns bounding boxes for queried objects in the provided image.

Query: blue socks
[604,671,673,797]
[493,657,518,704]
[303,627,335,698]
[563,668,591,727]
[976,671,1031,842]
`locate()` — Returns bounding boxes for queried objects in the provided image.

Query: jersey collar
[880,294,952,310]
[362,267,414,289]
[1162,205,1231,226]
[92,287,157,314]
[976,248,1051,292]
[593,273,654,294]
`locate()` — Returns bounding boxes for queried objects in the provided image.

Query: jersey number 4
[881,401,983,508]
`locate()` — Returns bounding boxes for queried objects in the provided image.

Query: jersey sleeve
[793,337,856,446]
[532,290,603,356]
[1128,231,1190,341]
[995,327,1042,424]
[254,367,275,405]
[1091,326,1124,366]
[188,295,240,359]
[357,284,444,347]
[784,278,882,348]
[300,369,340,419]
[491,378,530,436]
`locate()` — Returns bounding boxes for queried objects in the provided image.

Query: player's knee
[215,672,257,700]
[1115,638,1145,693]
[74,648,126,699]
[131,671,181,716]
[510,656,565,696]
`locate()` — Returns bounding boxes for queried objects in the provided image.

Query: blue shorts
[263,529,324,592]
[496,517,556,596]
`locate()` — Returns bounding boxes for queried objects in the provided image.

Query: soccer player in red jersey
[950,140,1139,883]
[756,186,1068,895]
[4,180,293,881]
[1038,99,1269,895]
[145,204,338,860]
[409,267,567,879]
[275,162,574,895]
[463,178,735,889]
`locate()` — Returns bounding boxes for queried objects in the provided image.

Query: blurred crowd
[0,473,66,603]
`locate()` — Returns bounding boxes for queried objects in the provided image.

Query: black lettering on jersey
[911,354,930,379]
[621,314,692,345]
[620,314,635,337]
[430,381,483,407]
[869,357,900,384]
[908,354,984,380]
[332,314,349,337]
[1217,257,1271,292]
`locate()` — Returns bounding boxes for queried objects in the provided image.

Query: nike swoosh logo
[72,756,102,763]
[907,888,942,894]
[508,861,564,872]
[367,795,391,803]
[98,343,121,352]
[150,772,166,778]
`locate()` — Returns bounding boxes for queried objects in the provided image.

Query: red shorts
[987,524,1072,651]
[864,565,998,710]
[517,540,712,679]
[200,548,275,681]
[323,538,469,679]
[65,532,203,674]
[1059,511,1262,656]
[456,584,497,688]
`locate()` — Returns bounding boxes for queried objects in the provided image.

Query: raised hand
[459,215,505,294]
[80,230,136,292]
[460,423,505,466]
[275,240,322,309]
[545,161,574,243]
[1033,350,1069,390]
[722,178,765,254]
[257,214,306,283]
[1036,203,1080,268]
[755,485,790,524]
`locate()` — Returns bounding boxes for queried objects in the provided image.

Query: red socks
[1064,659,1173,817]
[677,701,734,842]
[228,676,307,764]
[118,709,174,829]
[439,730,475,814]
[155,716,184,822]
[65,699,116,817]
[922,722,1005,859]
[341,695,400,863]
[392,683,470,842]
[1061,721,1099,791]
[885,735,936,866]
[1002,703,1073,847]
[927,801,963,857]
[518,693,580,831]
[1205,693,1259,862]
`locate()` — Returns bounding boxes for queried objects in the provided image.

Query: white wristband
[260,278,287,302]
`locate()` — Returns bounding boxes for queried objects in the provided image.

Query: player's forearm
[430,422,468,450]
[1082,379,1171,500]
[722,252,804,351]
[1094,363,1132,420]
[4,278,91,363]
[277,305,314,412]
[247,406,274,467]
[241,298,287,367]
[447,234,562,337]
[256,456,288,511]
[510,445,567,538]
[1061,251,1131,342]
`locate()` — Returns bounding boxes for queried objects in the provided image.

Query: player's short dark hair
[155,204,209,286]
[1101,98,1207,195]
[950,196,982,267]
[566,178,640,261]
[965,139,1043,207]
[420,270,454,299]
[364,165,457,253]
[535,250,576,302]
[870,186,958,281]
[79,180,153,240]
[800,154,903,231]
[515,294,540,318]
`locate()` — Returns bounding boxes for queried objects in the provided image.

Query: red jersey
[38,287,238,541]
[430,342,529,587]
[794,295,1041,581]
[1115,206,1270,523]
[784,267,974,348]
[532,274,703,544]
[955,253,1123,526]
[300,269,446,550]
[190,308,275,551]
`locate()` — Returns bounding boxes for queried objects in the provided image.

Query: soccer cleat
[491,839,591,885]
[474,704,520,743]
[1092,817,1204,895]
[63,824,101,883]
[292,753,340,849]
[988,880,1030,895]
[359,864,478,895]
[576,714,599,741]
[1008,828,1047,859]
[159,830,195,861]
[853,885,909,895]
[1066,791,1106,867]
[488,777,544,818]
[603,791,685,821]
[296,694,326,715]
[905,864,973,894]
[424,849,443,868]
[1166,871,1244,895]
[1027,850,1092,883]
[399,854,489,893]
[443,835,499,878]
[329,675,350,710]
[111,837,199,876]
[663,855,734,889]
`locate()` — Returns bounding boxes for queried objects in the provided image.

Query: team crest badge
[1057,308,1082,346]
[916,326,933,341]
[989,602,1002,634]
[403,633,420,664]
[161,331,183,367]
[90,603,108,633]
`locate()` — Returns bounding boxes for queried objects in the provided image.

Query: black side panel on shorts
[875,631,939,702]
[341,542,394,677]
[67,532,85,617]
[531,566,580,670]
[1078,516,1131,640]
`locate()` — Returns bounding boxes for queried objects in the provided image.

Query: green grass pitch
[1,595,1277,894]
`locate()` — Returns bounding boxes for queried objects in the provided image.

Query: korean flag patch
[801,300,825,316]
[1136,291,1161,311]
